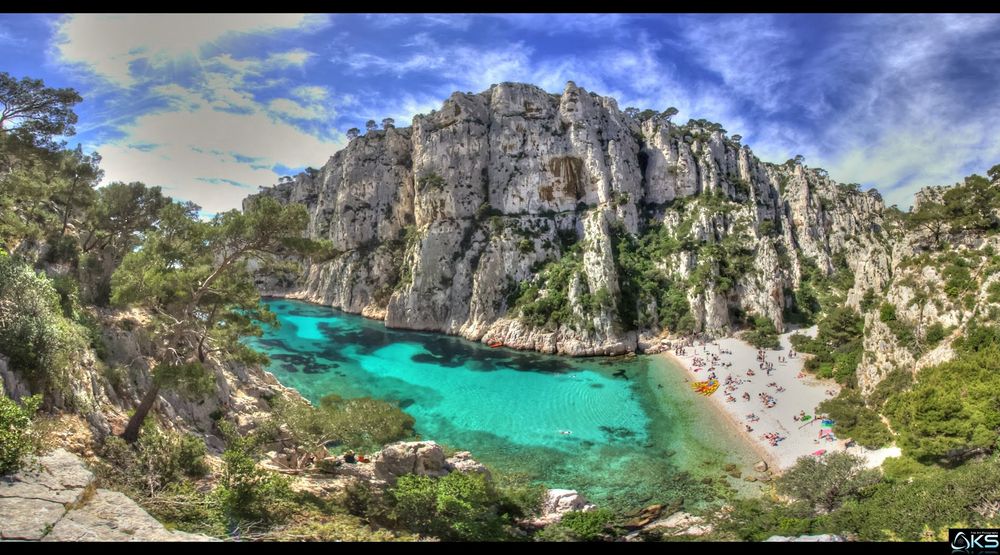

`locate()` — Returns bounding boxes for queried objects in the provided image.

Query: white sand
[661,327,898,472]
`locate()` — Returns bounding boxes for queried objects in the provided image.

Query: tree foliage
[886,346,1000,464]
[110,195,314,441]
[777,452,882,513]
[0,251,88,394]
[0,394,42,475]
[0,72,82,146]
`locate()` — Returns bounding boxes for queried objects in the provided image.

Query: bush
[822,457,1000,540]
[97,422,208,497]
[867,368,913,409]
[216,422,295,526]
[712,497,816,541]
[777,452,882,513]
[275,394,416,453]
[538,508,616,541]
[0,394,42,475]
[879,302,896,323]
[0,253,88,393]
[923,321,948,348]
[860,288,877,312]
[817,391,893,449]
[744,316,781,349]
[381,472,513,541]
[885,346,1000,464]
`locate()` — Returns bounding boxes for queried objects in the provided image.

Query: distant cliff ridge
[246,81,889,357]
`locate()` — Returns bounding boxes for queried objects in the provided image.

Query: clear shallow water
[246,299,757,510]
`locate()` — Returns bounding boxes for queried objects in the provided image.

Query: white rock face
[246,82,887,357]
[0,449,216,542]
[530,489,597,526]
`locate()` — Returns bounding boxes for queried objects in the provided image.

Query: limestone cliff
[247,81,889,356]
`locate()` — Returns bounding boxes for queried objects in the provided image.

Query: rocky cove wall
[247,81,889,356]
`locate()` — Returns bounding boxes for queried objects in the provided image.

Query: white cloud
[292,85,330,102]
[98,107,342,214]
[53,14,327,86]
[51,14,342,212]
[268,98,325,120]
[335,35,533,92]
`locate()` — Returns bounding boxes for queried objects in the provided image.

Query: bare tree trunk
[121,382,161,444]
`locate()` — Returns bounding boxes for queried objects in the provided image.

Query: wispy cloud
[30,13,1000,212]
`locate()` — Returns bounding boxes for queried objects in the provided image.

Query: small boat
[487,340,504,348]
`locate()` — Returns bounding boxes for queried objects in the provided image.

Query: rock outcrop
[0,449,216,542]
[309,441,491,491]
[527,489,597,526]
[247,81,887,356]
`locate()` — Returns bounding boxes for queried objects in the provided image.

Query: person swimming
[559,430,573,435]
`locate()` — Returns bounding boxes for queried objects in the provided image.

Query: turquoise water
[246,299,757,510]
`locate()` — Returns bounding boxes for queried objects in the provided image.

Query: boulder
[0,448,217,542]
[372,441,449,484]
[528,489,597,526]
[622,504,666,530]
[445,451,491,479]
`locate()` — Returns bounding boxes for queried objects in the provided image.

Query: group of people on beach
[761,431,786,447]
[674,339,833,454]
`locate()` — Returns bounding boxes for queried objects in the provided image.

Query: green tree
[0,72,82,145]
[0,394,42,474]
[907,198,948,243]
[777,452,882,513]
[110,196,313,443]
[886,347,1000,464]
[384,472,510,541]
[0,252,87,392]
[744,316,781,349]
[81,181,170,257]
[215,422,294,527]
[817,391,893,449]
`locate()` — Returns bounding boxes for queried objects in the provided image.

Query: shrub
[817,391,893,449]
[0,253,88,394]
[924,322,948,348]
[216,422,295,526]
[744,316,781,349]
[0,394,42,475]
[382,472,512,541]
[541,509,616,541]
[860,288,877,312]
[96,422,208,497]
[275,394,416,453]
[822,457,1000,540]
[885,346,1000,464]
[867,368,913,409]
[879,302,896,323]
[777,452,882,513]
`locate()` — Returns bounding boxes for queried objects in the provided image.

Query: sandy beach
[660,327,900,472]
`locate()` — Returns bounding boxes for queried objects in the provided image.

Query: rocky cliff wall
[248,81,889,356]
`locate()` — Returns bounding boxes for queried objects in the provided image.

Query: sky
[1,13,999,214]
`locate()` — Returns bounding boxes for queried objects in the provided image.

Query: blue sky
[2,13,999,214]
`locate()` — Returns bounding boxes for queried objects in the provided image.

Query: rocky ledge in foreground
[0,449,216,542]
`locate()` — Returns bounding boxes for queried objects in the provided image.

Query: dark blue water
[246,299,756,509]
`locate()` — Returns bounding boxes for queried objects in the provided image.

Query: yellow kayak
[690,378,720,396]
